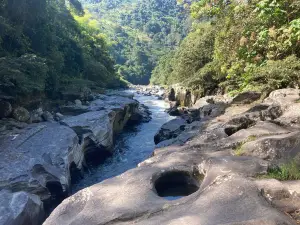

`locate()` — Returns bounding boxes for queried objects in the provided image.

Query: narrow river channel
[72,91,174,193]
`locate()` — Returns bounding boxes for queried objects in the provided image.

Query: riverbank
[45,87,300,225]
[0,90,152,225]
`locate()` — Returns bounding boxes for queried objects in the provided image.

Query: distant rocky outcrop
[45,88,300,225]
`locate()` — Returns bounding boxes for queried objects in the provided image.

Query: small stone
[0,101,12,118]
[12,107,30,122]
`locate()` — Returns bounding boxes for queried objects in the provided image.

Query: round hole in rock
[154,171,200,200]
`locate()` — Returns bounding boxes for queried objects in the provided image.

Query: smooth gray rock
[0,190,44,225]
[232,91,261,104]
[31,108,44,123]
[154,118,187,144]
[12,107,30,122]
[74,99,82,106]
[0,123,83,202]
[241,131,300,163]
[42,111,54,122]
[61,110,114,152]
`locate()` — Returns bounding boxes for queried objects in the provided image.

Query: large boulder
[240,132,300,163]
[0,123,83,204]
[0,190,44,225]
[61,110,115,157]
[154,118,187,144]
[232,91,261,104]
[44,163,294,225]
[12,107,30,122]
[30,108,44,123]
[0,101,12,118]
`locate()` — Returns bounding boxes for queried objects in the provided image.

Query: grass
[259,161,300,181]
[234,135,257,156]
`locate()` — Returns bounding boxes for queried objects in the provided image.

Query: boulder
[154,118,187,144]
[0,123,83,204]
[264,88,300,108]
[128,104,152,124]
[0,190,44,225]
[30,108,43,123]
[232,91,261,104]
[54,113,64,121]
[44,166,294,225]
[74,99,82,106]
[167,106,181,116]
[168,88,176,101]
[42,111,54,121]
[61,110,114,155]
[240,132,300,163]
[0,101,12,118]
[12,107,30,122]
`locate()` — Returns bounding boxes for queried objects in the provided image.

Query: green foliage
[0,0,123,103]
[80,0,194,84]
[151,0,300,95]
[260,161,300,180]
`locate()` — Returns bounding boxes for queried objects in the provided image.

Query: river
[72,91,174,193]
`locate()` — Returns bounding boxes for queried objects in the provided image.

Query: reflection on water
[72,92,174,193]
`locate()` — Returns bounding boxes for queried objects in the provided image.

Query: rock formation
[0,91,141,225]
[44,88,300,225]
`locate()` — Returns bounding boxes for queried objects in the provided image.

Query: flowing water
[72,91,174,193]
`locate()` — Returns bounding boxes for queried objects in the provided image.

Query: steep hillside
[151,0,300,97]
[80,0,194,84]
[0,0,124,105]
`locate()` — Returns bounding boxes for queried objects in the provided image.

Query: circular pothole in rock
[154,170,200,200]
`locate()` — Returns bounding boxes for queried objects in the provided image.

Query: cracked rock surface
[0,92,140,225]
[45,88,300,225]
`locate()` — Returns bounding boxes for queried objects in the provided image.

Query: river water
[72,91,174,193]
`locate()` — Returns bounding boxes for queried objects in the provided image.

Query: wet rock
[0,190,44,225]
[12,107,30,122]
[128,104,152,124]
[0,101,12,118]
[42,111,54,121]
[154,118,187,144]
[0,123,83,204]
[167,106,181,116]
[168,88,176,101]
[232,91,261,104]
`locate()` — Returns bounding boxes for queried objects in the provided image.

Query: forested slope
[0,0,124,105]
[151,0,300,97]
[80,0,194,84]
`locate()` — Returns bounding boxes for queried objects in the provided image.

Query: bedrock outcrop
[44,88,300,225]
[0,91,140,225]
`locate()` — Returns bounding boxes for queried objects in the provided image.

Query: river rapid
[72,91,174,193]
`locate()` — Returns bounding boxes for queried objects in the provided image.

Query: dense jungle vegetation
[0,0,123,104]
[80,0,194,84]
[151,0,300,96]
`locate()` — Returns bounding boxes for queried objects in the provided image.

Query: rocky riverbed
[44,87,300,225]
[0,90,152,225]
